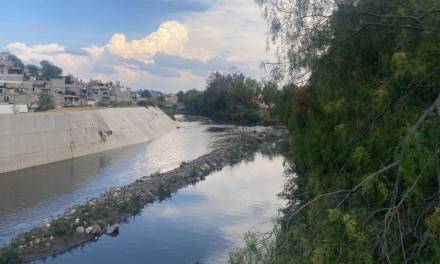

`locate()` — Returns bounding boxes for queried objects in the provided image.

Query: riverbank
[0,128,287,263]
[0,107,175,174]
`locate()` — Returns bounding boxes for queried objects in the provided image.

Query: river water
[0,116,287,263]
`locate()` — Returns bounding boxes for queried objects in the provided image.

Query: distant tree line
[6,53,63,80]
[180,72,280,125]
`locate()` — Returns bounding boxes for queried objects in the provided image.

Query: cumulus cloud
[107,21,188,63]
[4,0,272,92]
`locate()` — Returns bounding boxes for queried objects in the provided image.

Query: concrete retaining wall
[0,107,175,174]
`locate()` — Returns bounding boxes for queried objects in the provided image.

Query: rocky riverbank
[0,128,287,263]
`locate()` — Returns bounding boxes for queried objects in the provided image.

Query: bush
[36,93,55,112]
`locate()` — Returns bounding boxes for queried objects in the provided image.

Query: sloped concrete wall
[0,107,175,174]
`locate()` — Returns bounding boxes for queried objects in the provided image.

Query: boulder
[76,226,85,234]
[106,225,119,235]
[90,225,102,234]
[41,219,51,228]
[85,226,93,234]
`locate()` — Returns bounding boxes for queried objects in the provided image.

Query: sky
[0,0,273,92]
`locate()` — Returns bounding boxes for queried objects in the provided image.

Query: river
[0,116,287,263]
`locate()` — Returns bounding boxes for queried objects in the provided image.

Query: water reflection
[38,153,286,264]
[0,116,220,246]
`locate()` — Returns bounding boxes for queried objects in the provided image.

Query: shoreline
[0,128,287,263]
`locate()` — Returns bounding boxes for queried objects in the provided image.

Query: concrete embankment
[0,107,175,174]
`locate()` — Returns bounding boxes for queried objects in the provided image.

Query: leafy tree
[40,60,62,79]
[36,93,55,111]
[177,91,185,102]
[7,53,24,69]
[262,81,279,104]
[140,89,152,98]
[181,72,262,124]
[183,89,204,115]
[230,0,440,263]
[26,64,40,77]
[157,95,166,103]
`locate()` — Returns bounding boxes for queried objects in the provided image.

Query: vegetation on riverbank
[137,92,176,120]
[230,0,440,263]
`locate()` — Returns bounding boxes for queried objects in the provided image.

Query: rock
[76,226,85,234]
[45,242,50,247]
[90,225,102,234]
[85,226,93,234]
[41,219,51,228]
[106,225,119,235]
[75,218,80,224]
[34,238,41,245]
[50,236,54,240]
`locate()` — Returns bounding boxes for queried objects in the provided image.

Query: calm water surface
[39,153,286,264]
[0,116,287,263]
[0,116,219,246]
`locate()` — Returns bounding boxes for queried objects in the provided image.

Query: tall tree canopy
[40,60,62,79]
[6,53,24,69]
[181,72,263,124]
[230,0,440,263]
[26,64,40,77]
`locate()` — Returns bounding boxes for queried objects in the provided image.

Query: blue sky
[0,0,208,48]
[1,0,271,92]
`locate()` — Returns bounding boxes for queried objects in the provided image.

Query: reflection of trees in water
[259,140,289,160]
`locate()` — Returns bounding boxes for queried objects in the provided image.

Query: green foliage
[7,53,24,69]
[26,64,40,78]
[40,60,62,80]
[0,247,20,263]
[49,218,74,237]
[176,91,185,102]
[137,97,159,107]
[36,93,55,112]
[140,89,152,98]
[181,72,275,125]
[160,105,176,120]
[231,0,440,263]
[182,89,204,115]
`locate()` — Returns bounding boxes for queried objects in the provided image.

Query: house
[0,53,133,109]
[165,93,177,104]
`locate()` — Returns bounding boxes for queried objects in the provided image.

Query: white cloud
[181,0,270,63]
[107,21,188,63]
[4,0,272,92]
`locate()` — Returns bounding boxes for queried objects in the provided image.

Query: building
[0,55,133,108]
[86,80,132,106]
[165,93,177,104]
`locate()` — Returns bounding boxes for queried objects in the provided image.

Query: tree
[183,89,204,115]
[36,93,55,111]
[262,81,279,104]
[7,53,24,69]
[229,0,440,263]
[40,60,62,80]
[176,91,185,102]
[26,64,40,78]
[140,89,152,98]
[180,72,262,124]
